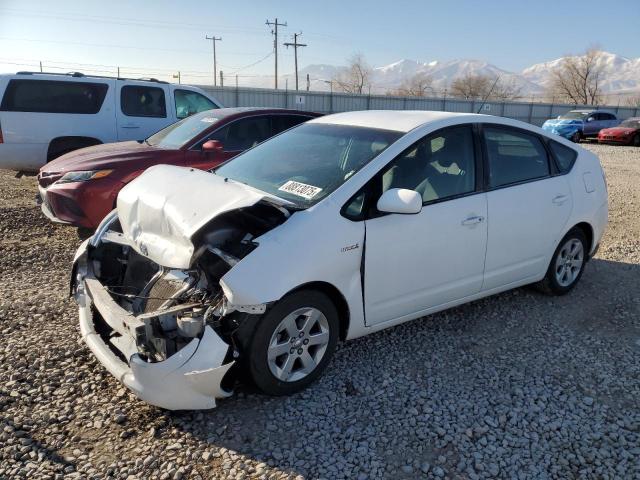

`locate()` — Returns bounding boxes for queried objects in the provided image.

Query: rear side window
[272,115,312,134]
[548,140,577,173]
[174,89,217,119]
[0,79,108,114]
[484,127,549,188]
[121,85,166,117]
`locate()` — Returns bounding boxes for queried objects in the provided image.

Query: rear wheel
[246,290,339,396]
[538,228,587,295]
[633,134,640,147]
[571,131,582,143]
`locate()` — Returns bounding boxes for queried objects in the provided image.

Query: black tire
[537,228,588,296]
[633,134,640,147]
[246,290,339,396]
[571,131,582,143]
[76,227,94,241]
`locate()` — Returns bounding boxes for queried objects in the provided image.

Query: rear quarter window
[548,140,577,174]
[0,79,108,114]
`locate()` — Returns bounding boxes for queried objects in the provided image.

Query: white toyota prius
[72,111,608,410]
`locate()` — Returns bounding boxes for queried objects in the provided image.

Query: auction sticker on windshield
[278,180,323,200]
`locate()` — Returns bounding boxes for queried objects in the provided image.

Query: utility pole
[205,35,222,86]
[266,18,287,89]
[219,71,224,87]
[284,32,307,91]
[173,71,181,84]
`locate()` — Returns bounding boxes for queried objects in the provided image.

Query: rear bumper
[72,241,234,410]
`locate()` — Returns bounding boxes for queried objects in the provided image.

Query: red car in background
[598,117,640,146]
[37,108,319,231]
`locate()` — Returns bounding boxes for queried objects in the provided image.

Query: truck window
[121,85,167,118]
[174,89,217,119]
[0,79,108,114]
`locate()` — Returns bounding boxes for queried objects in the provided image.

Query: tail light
[0,121,3,143]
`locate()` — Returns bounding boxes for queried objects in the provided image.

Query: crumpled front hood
[117,164,286,269]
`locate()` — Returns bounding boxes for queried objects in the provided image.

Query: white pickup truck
[0,72,221,171]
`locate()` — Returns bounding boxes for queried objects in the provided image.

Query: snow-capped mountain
[234,51,640,98]
[522,51,640,93]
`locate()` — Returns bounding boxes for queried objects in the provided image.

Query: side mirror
[377,188,422,215]
[202,140,224,152]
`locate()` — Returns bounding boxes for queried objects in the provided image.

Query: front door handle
[121,123,140,129]
[552,194,569,205]
[461,215,485,226]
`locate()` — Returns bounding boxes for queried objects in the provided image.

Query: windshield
[146,110,220,149]
[620,119,640,129]
[214,123,402,207]
[559,111,590,120]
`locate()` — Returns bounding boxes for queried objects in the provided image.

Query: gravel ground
[1,144,639,479]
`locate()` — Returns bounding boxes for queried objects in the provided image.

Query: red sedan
[37,108,319,231]
[598,117,640,146]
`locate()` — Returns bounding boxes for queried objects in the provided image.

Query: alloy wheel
[554,238,584,287]
[267,307,331,382]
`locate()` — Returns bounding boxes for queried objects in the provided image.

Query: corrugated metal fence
[199,85,640,127]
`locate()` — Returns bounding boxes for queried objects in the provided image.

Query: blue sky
[0,0,638,84]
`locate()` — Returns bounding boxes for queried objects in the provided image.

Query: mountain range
[239,51,640,100]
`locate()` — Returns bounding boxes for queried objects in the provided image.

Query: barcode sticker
[278,180,323,200]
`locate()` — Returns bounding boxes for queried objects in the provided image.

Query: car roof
[309,110,489,133]
[211,107,320,120]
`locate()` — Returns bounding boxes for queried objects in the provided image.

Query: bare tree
[548,48,605,105]
[333,53,372,94]
[625,95,640,108]
[450,74,521,101]
[392,72,434,97]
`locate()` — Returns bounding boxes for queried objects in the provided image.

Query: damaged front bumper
[72,240,234,410]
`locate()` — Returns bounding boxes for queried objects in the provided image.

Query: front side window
[121,85,166,117]
[484,127,549,188]
[381,125,476,203]
[174,89,217,119]
[211,117,272,152]
[215,123,402,207]
[0,79,108,114]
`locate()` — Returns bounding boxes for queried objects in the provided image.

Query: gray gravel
[1,143,640,479]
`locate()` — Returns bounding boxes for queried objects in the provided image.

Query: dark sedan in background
[37,108,319,230]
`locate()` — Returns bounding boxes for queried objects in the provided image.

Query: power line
[205,35,222,86]
[266,18,287,89]
[284,32,307,91]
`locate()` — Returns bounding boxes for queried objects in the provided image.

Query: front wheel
[538,228,587,295]
[246,290,339,396]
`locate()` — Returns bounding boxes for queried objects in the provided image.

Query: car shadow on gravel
[157,257,640,478]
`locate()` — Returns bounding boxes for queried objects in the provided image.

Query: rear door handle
[552,194,569,205]
[461,215,485,226]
